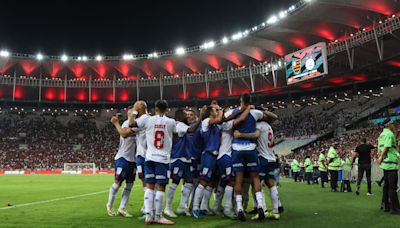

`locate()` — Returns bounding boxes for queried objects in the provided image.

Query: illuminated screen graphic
[285,42,328,84]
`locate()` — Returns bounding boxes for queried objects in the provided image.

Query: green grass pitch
[0,175,398,228]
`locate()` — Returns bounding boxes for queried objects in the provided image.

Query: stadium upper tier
[0,0,399,103]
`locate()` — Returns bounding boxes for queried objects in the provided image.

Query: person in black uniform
[351,138,375,196]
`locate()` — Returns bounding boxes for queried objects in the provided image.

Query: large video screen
[285,42,328,85]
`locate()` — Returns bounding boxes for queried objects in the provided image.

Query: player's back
[143,115,176,164]
[201,117,221,152]
[232,109,263,146]
[218,110,234,159]
[186,124,204,160]
[256,121,275,162]
[135,114,150,157]
[171,121,190,161]
[115,120,136,162]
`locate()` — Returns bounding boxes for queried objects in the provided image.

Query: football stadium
[0,0,400,227]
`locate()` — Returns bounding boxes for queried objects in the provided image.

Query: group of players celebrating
[106,94,283,225]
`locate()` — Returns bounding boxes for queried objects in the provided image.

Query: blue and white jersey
[171,121,191,163]
[201,118,221,152]
[187,124,204,159]
[115,120,137,162]
[232,109,263,151]
[218,110,234,159]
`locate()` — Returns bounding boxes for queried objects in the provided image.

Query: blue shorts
[191,158,201,179]
[232,149,259,173]
[258,157,276,181]
[136,155,145,179]
[114,157,136,183]
[144,160,169,185]
[170,159,193,181]
[217,154,234,182]
[200,151,218,182]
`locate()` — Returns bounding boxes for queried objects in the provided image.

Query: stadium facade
[0,0,399,107]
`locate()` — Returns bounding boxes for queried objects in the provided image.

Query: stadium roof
[0,0,399,79]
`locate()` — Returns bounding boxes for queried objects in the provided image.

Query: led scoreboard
[285,42,328,85]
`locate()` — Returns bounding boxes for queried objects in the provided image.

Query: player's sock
[193,184,205,210]
[235,194,244,212]
[200,186,212,211]
[188,179,199,210]
[144,188,155,215]
[213,185,224,212]
[152,190,157,217]
[155,191,165,219]
[241,182,250,210]
[278,199,282,207]
[224,186,233,211]
[269,186,279,213]
[141,187,148,213]
[255,191,265,211]
[166,183,178,209]
[252,190,258,209]
[119,183,133,209]
[179,183,193,209]
[107,183,120,208]
[261,189,267,212]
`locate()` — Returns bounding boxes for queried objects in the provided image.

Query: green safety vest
[318,153,327,172]
[291,159,300,172]
[327,147,340,171]
[378,128,399,171]
[342,157,351,172]
[304,158,313,173]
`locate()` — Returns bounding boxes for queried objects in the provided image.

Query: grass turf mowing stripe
[0,190,109,210]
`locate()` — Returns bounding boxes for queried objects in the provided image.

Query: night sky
[0,0,296,56]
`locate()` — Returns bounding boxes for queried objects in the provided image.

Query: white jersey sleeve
[136,114,148,128]
[135,114,150,157]
[176,121,189,137]
[250,109,264,121]
[222,110,234,131]
[201,118,210,132]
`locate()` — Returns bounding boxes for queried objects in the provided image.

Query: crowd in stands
[285,118,400,166]
[0,115,118,170]
[0,84,398,170]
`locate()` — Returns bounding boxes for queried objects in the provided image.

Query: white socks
[119,183,133,209]
[235,194,244,212]
[193,184,205,210]
[179,183,194,209]
[269,186,279,213]
[166,183,178,209]
[224,186,233,211]
[144,188,154,215]
[200,186,213,211]
[155,191,165,218]
[252,190,258,208]
[107,183,120,207]
[255,191,265,211]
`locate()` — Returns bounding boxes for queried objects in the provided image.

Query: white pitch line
[0,190,108,210]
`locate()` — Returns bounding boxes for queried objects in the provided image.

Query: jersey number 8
[154,130,165,149]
